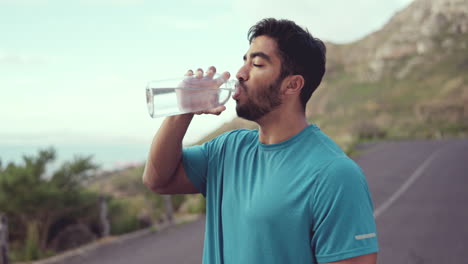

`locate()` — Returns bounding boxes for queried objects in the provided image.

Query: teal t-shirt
[182,125,378,263]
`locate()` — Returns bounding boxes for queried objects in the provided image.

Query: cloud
[0,0,51,5]
[79,0,146,5]
[0,0,146,6]
[231,0,415,43]
[0,53,48,66]
[151,15,212,31]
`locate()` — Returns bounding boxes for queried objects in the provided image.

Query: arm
[321,252,377,264]
[143,67,230,194]
[143,113,199,194]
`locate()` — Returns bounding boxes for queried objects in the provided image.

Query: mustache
[238,81,248,93]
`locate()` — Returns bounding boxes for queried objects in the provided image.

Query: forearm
[143,113,194,190]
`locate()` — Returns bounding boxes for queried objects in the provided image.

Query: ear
[283,75,304,95]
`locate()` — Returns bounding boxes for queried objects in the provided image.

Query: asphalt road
[61,218,205,264]
[356,138,468,263]
[55,138,468,264]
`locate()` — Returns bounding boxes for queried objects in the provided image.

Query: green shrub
[24,221,40,260]
[171,194,187,211]
[188,196,206,214]
[108,198,140,235]
[10,221,55,262]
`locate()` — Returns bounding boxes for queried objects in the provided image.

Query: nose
[236,64,249,82]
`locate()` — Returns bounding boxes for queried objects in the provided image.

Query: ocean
[0,143,150,172]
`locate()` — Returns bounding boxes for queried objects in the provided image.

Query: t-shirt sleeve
[182,131,231,197]
[182,144,209,196]
[310,157,379,263]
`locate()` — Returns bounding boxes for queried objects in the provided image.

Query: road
[55,138,468,264]
[356,138,468,263]
[61,218,205,264]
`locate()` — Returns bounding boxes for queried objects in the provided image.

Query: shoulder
[202,128,257,151]
[228,128,257,138]
[315,157,368,196]
[308,126,347,157]
[310,157,373,219]
[214,128,257,144]
[324,157,364,177]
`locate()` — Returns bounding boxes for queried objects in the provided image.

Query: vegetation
[0,148,206,262]
[0,148,100,261]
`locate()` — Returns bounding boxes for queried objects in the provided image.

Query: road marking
[373,148,443,219]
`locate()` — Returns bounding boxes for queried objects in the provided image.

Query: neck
[256,107,308,145]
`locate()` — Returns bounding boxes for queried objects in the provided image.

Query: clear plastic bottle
[145,75,237,118]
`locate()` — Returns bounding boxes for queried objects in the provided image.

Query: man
[143,18,379,264]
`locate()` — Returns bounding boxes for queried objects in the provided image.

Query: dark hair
[248,18,326,109]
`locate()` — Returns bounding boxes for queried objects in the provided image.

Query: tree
[0,148,99,258]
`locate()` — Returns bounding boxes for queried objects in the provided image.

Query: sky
[0,0,414,169]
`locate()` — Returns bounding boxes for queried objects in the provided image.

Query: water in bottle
[145,75,237,118]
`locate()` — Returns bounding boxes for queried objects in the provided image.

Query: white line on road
[373,147,443,219]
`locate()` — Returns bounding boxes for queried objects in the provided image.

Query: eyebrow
[243,52,272,63]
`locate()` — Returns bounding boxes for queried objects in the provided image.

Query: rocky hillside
[326,0,468,82]
[200,0,468,149]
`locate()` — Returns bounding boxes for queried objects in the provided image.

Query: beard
[236,76,283,121]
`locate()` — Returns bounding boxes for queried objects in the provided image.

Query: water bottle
[145,74,237,118]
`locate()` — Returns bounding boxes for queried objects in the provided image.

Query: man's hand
[176,66,230,115]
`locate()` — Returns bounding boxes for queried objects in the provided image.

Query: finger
[215,71,231,86]
[212,105,226,114]
[195,105,226,115]
[195,68,204,79]
[206,105,226,115]
[205,66,216,79]
[184,69,194,77]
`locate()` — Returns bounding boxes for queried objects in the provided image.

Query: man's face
[234,35,285,121]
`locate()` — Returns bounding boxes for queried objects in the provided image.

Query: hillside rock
[326,0,468,82]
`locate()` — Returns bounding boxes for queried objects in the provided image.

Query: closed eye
[253,64,263,67]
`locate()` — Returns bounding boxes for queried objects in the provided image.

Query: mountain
[198,0,468,150]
